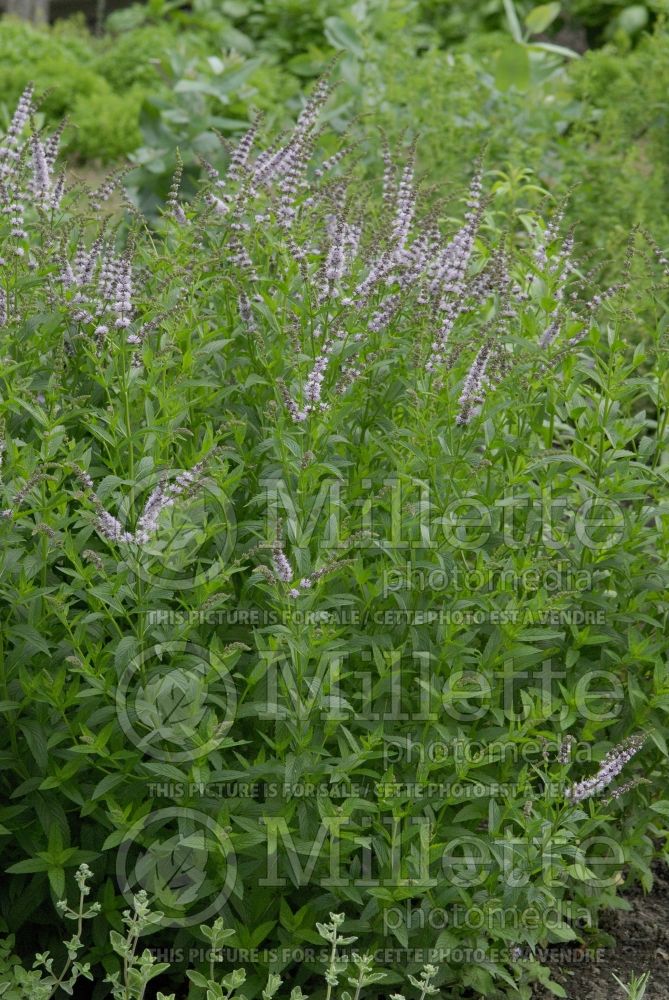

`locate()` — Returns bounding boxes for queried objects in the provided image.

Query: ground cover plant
[0,66,668,1000]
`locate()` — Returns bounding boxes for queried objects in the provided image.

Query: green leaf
[502,0,524,41]
[114,635,140,673]
[92,773,128,801]
[525,3,561,35]
[495,42,531,91]
[19,721,48,771]
[48,866,65,899]
[187,971,210,987]
[6,858,50,873]
[323,17,364,59]
[528,40,579,60]
[650,800,669,817]
[617,5,649,34]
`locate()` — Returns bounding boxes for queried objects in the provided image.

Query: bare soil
[533,864,669,999]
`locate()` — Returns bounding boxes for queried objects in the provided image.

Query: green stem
[47,885,85,999]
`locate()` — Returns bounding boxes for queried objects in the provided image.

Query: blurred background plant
[417,0,668,47]
[1,0,669,264]
[0,0,666,268]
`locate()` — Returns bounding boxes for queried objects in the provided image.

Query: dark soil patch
[537,23,590,54]
[533,864,669,999]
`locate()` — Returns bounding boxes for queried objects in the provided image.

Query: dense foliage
[0,62,668,998]
[0,16,145,161]
[417,0,660,46]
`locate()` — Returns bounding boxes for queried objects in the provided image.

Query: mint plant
[0,68,667,999]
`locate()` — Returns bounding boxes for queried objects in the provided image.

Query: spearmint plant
[0,71,668,999]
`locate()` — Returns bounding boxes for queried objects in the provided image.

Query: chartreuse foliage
[0,16,145,162]
[0,69,668,1000]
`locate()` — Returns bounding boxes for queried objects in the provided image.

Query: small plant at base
[612,970,651,1000]
[342,953,388,1000]
[0,864,99,1000]
[186,918,243,998]
[316,912,358,1000]
[407,964,440,1000]
[104,890,173,1000]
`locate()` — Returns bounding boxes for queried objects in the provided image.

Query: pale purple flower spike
[565,733,645,803]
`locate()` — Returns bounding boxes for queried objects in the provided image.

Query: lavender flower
[401,231,433,291]
[165,153,186,224]
[287,559,352,596]
[539,313,562,349]
[127,310,171,349]
[237,292,256,333]
[78,460,208,547]
[425,295,468,372]
[582,284,624,316]
[0,85,33,177]
[1,470,48,520]
[252,71,334,206]
[113,256,133,329]
[133,460,208,544]
[49,173,66,211]
[97,510,133,544]
[30,134,50,199]
[73,469,132,543]
[318,218,347,302]
[455,343,491,426]
[272,541,293,583]
[228,114,262,183]
[533,204,566,270]
[557,735,576,764]
[602,775,650,804]
[276,140,312,229]
[390,148,417,257]
[353,249,394,305]
[335,359,365,395]
[564,733,645,803]
[2,181,27,241]
[97,248,119,300]
[199,156,229,211]
[44,119,66,170]
[278,379,307,423]
[369,292,401,333]
[344,219,363,266]
[90,167,128,212]
[314,144,353,180]
[303,341,333,411]
[428,167,483,301]
[228,236,259,282]
[79,230,108,286]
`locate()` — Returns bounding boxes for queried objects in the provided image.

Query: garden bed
[534,864,669,999]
